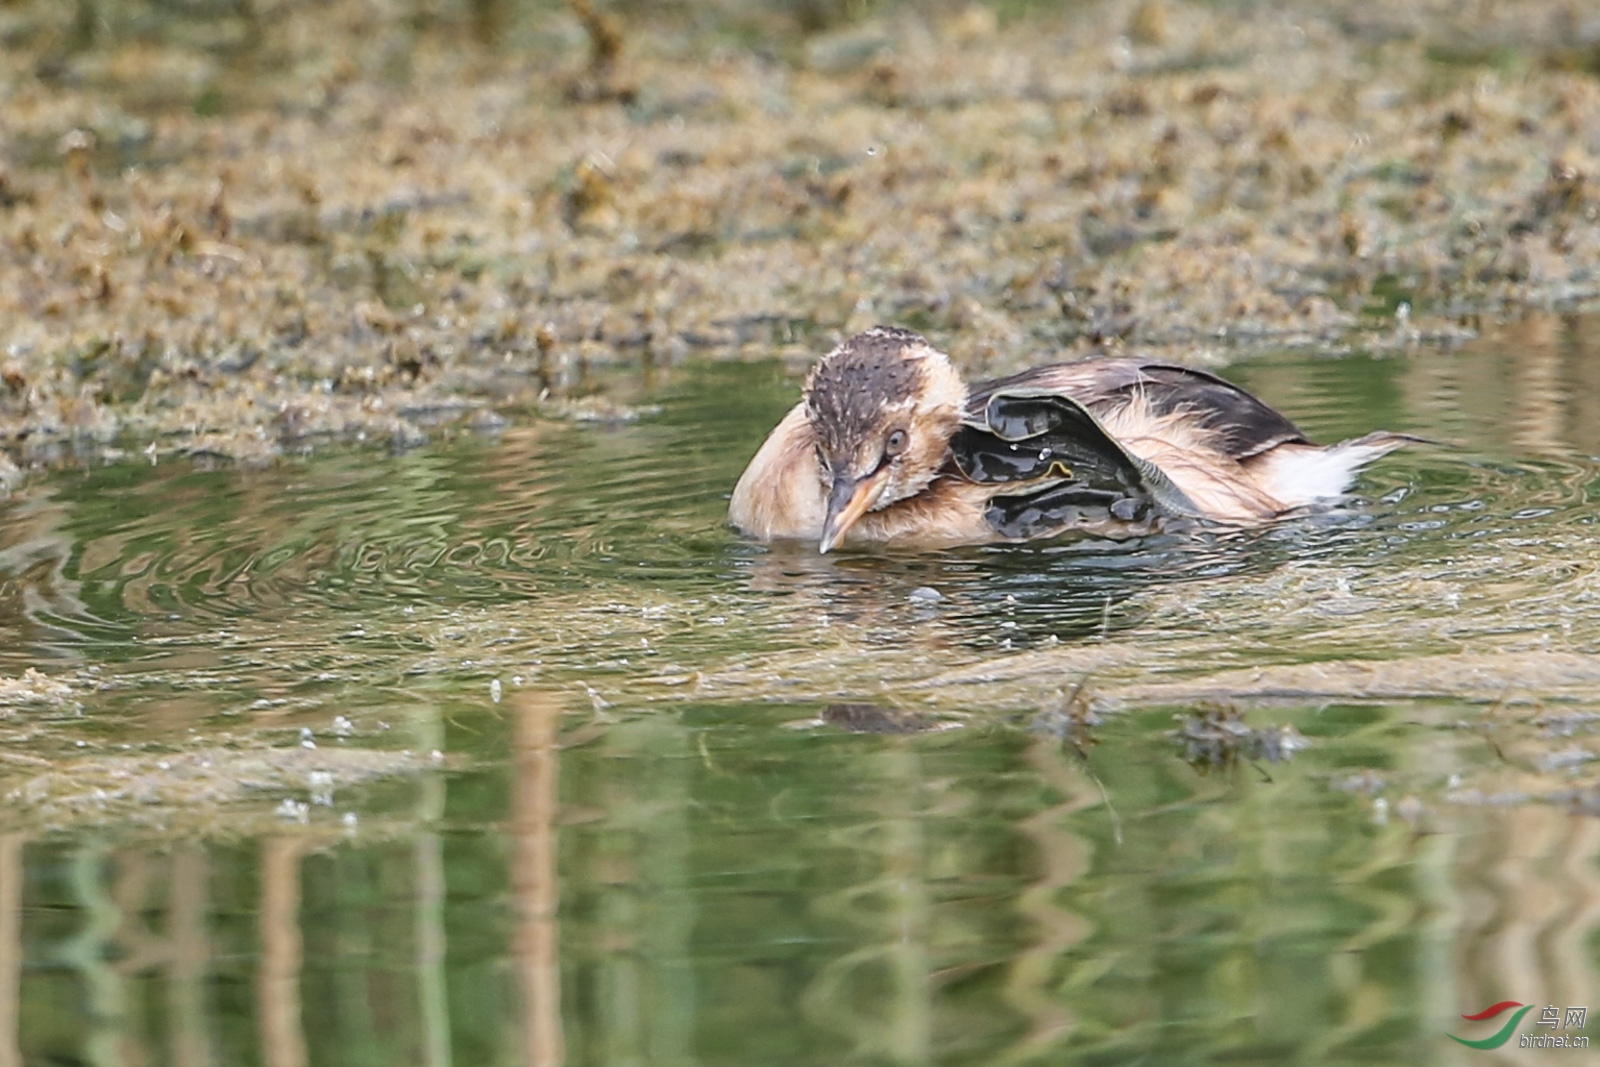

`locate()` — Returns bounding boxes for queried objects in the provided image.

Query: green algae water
[4,321,1600,1063]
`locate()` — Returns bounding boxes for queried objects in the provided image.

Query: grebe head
[803,326,967,552]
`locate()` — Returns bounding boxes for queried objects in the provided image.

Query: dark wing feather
[1127,363,1309,459]
[983,483,1155,541]
[966,359,1310,461]
[951,388,1200,540]
[953,391,1144,486]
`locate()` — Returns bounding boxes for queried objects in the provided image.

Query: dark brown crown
[804,327,929,455]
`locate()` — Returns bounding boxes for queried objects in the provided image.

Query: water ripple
[3,352,1600,678]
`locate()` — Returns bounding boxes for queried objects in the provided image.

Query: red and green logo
[1450,1001,1534,1050]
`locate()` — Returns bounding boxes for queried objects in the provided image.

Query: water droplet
[276,799,309,823]
[308,771,335,806]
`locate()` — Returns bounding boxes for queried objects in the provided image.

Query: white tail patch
[1249,433,1410,509]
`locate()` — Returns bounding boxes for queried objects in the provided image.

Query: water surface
[3,318,1600,1063]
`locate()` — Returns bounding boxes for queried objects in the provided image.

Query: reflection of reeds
[1301,815,1422,1061]
[511,691,564,1067]
[258,837,309,1067]
[413,697,452,1067]
[168,845,213,1067]
[1546,816,1600,1029]
[801,746,931,1065]
[1450,806,1600,1052]
[415,828,451,1067]
[1394,316,1600,459]
[563,712,695,1066]
[63,840,127,1067]
[0,835,21,1067]
[994,737,1103,1063]
[1508,316,1567,456]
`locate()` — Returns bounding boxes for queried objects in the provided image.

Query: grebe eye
[885,428,909,456]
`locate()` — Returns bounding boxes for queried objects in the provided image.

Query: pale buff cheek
[880,451,936,505]
[879,468,909,506]
[904,433,952,491]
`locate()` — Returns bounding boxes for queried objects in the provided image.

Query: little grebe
[729,326,1410,552]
